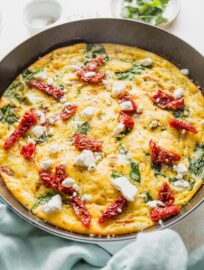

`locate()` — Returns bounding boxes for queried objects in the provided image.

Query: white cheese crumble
[147,200,165,208]
[173,163,188,176]
[173,88,184,100]
[40,159,54,170]
[47,77,55,85]
[173,180,189,190]
[137,105,143,113]
[83,106,95,118]
[113,123,125,136]
[49,144,61,154]
[62,177,75,187]
[120,101,133,111]
[32,125,46,138]
[42,194,62,214]
[140,58,153,67]
[111,82,125,97]
[149,120,159,129]
[64,102,73,107]
[111,176,137,201]
[117,154,129,165]
[36,110,46,124]
[74,150,96,172]
[82,194,92,202]
[181,69,190,76]
[26,93,41,105]
[84,71,96,78]
[34,71,47,80]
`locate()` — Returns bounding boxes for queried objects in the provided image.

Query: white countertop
[0,0,203,252]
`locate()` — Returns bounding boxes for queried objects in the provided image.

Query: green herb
[119,144,128,155]
[121,0,169,26]
[4,82,24,102]
[115,64,145,81]
[116,128,132,140]
[130,161,141,183]
[77,122,91,135]
[189,179,196,191]
[35,133,52,145]
[173,108,190,119]
[0,104,18,126]
[22,69,41,84]
[143,191,153,203]
[111,171,123,179]
[85,43,109,63]
[189,144,204,181]
[144,152,150,156]
[31,191,56,211]
[152,162,162,177]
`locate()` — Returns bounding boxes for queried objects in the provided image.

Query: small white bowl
[23,0,63,36]
[110,0,181,29]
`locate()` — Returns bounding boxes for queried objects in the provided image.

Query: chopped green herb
[119,144,128,155]
[152,162,162,177]
[144,152,150,156]
[116,128,132,140]
[22,69,41,84]
[31,191,56,211]
[130,161,141,183]
[85,44,109,63]
[155,15,168,25]
[143,191,153,203]
[189,179,196,191]
[189,144,204,181]
[35,133,52,145]
[4,82,24,102]
[0,104,18,126]
[111,171,123,179]
[173,108,190,119]
[115,64,145,81]
[77,122,91,135]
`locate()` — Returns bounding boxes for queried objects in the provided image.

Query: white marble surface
[0,0,203,252]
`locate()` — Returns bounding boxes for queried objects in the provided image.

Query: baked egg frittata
[0,43,203,236]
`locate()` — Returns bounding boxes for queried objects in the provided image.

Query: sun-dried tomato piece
[0,166,13,176]
[29,80,64,101]
[60,105,77,120]
[169,119,198,134]
[152,90,184,110]
[149,140,181,165]
[69,195,91,227]
[118,111,134,129]
[77,56,105,84]
[98,196,128,224]
[74,133,102,152]
[4,111,38,150]
[158,182,174,206]
[40,172,56,188]
[119,95,137,114]
[150,205,180,222]
[20,143,36,159]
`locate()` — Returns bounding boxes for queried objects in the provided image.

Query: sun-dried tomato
[152,90,184,110]
[77,56,105,84]
[149,140,181,165]
[40,172,56,188]
[0,166,13,176]
[20,143,36,159]
[4,111,38,150]
[150,205,180,222]
[118,111,134,129]
[158,182,175,206]
[69,195,91,227]
[119,95,137,114]
[98,196,128,224]
[60,105,77,120]
[74,133,102,152]
[29,80,64,101]
[169,119,198,134]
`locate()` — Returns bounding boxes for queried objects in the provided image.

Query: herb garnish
[77,122,91,135]
[189,144,204,181]
[143,191,153,203]
[115,64,145,81]
[189,179,196,191]
[31,190,56,211]
[85,44,110,63]
[151,162,162,177]
[0,104,18,126]
[36,133,52,145]
[22,69,41,84]
[5,82,24,102]
[111,171,123,179]
[130,161,141,182]
[173,108,190,119]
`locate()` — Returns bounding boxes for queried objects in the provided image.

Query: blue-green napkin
[0,202,203,270]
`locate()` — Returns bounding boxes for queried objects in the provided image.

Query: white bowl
[23,0,63,36]
[110,0,181,29]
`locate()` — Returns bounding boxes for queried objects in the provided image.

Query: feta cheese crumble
[147,200,165,208]
[181,69,190,76]
[140,58,153,67]
[173,88,184,100]
[40,159,54,170]
[120,101,133,111]
[42,194,62,214]
[75,150,96,172]
[36,110,46,124]
[173,163,188,176]
[111,176,137,201]
[32,125,46,138]
[173,180,189,190]
[137,105,143,113]
[26,93,41,105]
[62,177,75,187]
[113,123,125,136]
[149,120,159,129]
[83,106,95,118]
[82,194,92,202]
[112,82,125,97]
[34,71,47,80]
[49,144,61,154]
[84,71,96,78]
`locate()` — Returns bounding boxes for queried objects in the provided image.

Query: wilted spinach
[111,171,123,179]
[189,144,204,181]
[85,43,110,63]
[130,161,141,183]
[115,64,147,81]
[77,122,91,135]
[22,69,41,84]
[31,191,56,211]
[35,133,52,145]
[0,104,18,126]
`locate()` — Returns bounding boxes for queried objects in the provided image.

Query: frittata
[0,43,203,236]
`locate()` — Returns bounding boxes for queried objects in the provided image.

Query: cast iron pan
[0,19,203,243]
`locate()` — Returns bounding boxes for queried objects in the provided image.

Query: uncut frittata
[0,43,203,236]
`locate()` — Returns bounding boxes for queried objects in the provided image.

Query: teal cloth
[0,202,203,270]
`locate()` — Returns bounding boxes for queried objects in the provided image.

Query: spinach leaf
[130,161,141,183]
[111,171,123,179]
[35,133,52,145]
[77,122,91,135]
[115,64,145,81]
[22,69,41,84]
[4,82,24,102]
[189,179,196,191]
[189,144,204,181]
[85,44,109,63]
[0,104,18,126]
[31,191,56,211]
[116,128,132,140]
[143,191,153,203]
[173,108,190,119]
[152,162,162,177]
